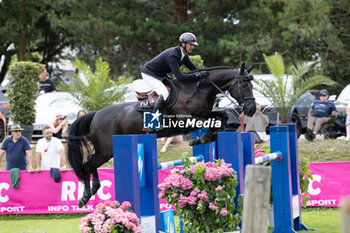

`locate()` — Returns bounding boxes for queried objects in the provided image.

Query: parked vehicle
[0,112,7,142]
[333,84,350,114]
[213,89,320,137]
[32,92,83,140]
[0,92,9,121]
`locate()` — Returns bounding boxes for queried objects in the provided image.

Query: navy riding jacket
[141,46,199,81]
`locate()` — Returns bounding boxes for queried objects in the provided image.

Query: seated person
[237,103,269,143]
[305,89,336,141]
[49,114,69,139]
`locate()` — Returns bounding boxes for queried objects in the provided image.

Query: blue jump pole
[241,132,255,182]
[216,132,244,206]
[270,125,296,233]
[286,124,314,231]
[113,134,160,232]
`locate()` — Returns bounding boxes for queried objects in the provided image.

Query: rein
[185,69,255,111]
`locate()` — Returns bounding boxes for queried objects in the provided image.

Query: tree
[254,52,337,123]
[65,58,132,111]
[0,0,70,83]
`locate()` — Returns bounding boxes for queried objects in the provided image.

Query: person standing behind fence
[77,110,87,118]
[0,125,34,172]
[237,103,269,143]
[346,103,350,141]
[49,114,69,139]
[35,126,67,172]
[305,89,336,141]
[39,69,56,94]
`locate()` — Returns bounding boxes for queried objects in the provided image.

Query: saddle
[135,78,177,112]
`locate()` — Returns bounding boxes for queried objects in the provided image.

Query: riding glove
[196,71,209,79]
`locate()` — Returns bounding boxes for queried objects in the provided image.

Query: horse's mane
[186,66,236,74]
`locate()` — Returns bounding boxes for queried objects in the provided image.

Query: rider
[140,32,209,111]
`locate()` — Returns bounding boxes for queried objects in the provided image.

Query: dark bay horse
[68,64,256,207]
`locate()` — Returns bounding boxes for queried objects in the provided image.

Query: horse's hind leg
[79,175,92,208]
[91,169,101,196]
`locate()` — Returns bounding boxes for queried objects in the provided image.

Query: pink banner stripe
[1,162,349,214]
[307,161,350,207]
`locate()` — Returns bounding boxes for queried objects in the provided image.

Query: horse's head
[229,63,256,117]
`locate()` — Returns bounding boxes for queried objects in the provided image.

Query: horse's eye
[248,75,254,81]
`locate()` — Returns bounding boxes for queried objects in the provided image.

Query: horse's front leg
[189,111,228,146]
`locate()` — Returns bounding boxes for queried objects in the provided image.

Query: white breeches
[141,72,169,100]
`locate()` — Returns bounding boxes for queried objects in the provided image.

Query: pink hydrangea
[190,188,200,196]
[180,177,193,190]
[205,161,218,168]
[209,202,218,211]
[198,190,208,202]
[121,201,131,209]
[204,167,222,181]
[190,162,206,174]
[187,196,198,205]
[79,201,141,233]
[255,149,266,158]
[178,195,188,208]
[220,208,228,216]
[158,190,165,198]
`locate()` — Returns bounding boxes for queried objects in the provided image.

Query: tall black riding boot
[153,95,164,112]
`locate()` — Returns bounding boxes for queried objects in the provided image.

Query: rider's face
[185,43,195,53]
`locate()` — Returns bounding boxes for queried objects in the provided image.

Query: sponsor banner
[1,162,349,214]
[0,168,176,214]
[0,169,115,214]
[307,161,350,207]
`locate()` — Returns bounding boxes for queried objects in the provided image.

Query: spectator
[49,114,68,139]
[160,136,183,153]
[39,69,56,94]
[0,124,34,172]
[237,103,269,143]
[346,103,350,141]
[35,126,67,173]
[305,89,337,141]
[77,110,87,118]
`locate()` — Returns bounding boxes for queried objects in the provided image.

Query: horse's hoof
[78,197,89,208]
[188,137,200,146]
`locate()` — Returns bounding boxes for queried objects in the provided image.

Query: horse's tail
[68,111,96,181]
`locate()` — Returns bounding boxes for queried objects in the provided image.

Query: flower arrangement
[79,201,142,233]
[159,158,241,233]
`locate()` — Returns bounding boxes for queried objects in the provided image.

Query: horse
[68,63,256,207]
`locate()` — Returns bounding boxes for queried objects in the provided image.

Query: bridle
[207,68,255,112]
[185,67,255,112]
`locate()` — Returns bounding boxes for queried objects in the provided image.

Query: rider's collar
[180,46,186,60]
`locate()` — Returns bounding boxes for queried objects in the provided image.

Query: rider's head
[179,32,198,54]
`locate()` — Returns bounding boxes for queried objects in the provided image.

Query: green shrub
[8,62,45,125]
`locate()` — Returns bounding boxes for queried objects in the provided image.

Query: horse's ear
[247,65,253,73]
[240,63,245,74]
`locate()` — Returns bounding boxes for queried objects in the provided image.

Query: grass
[0,137,349,232]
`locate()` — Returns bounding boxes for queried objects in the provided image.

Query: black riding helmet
[179,32,199,46]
